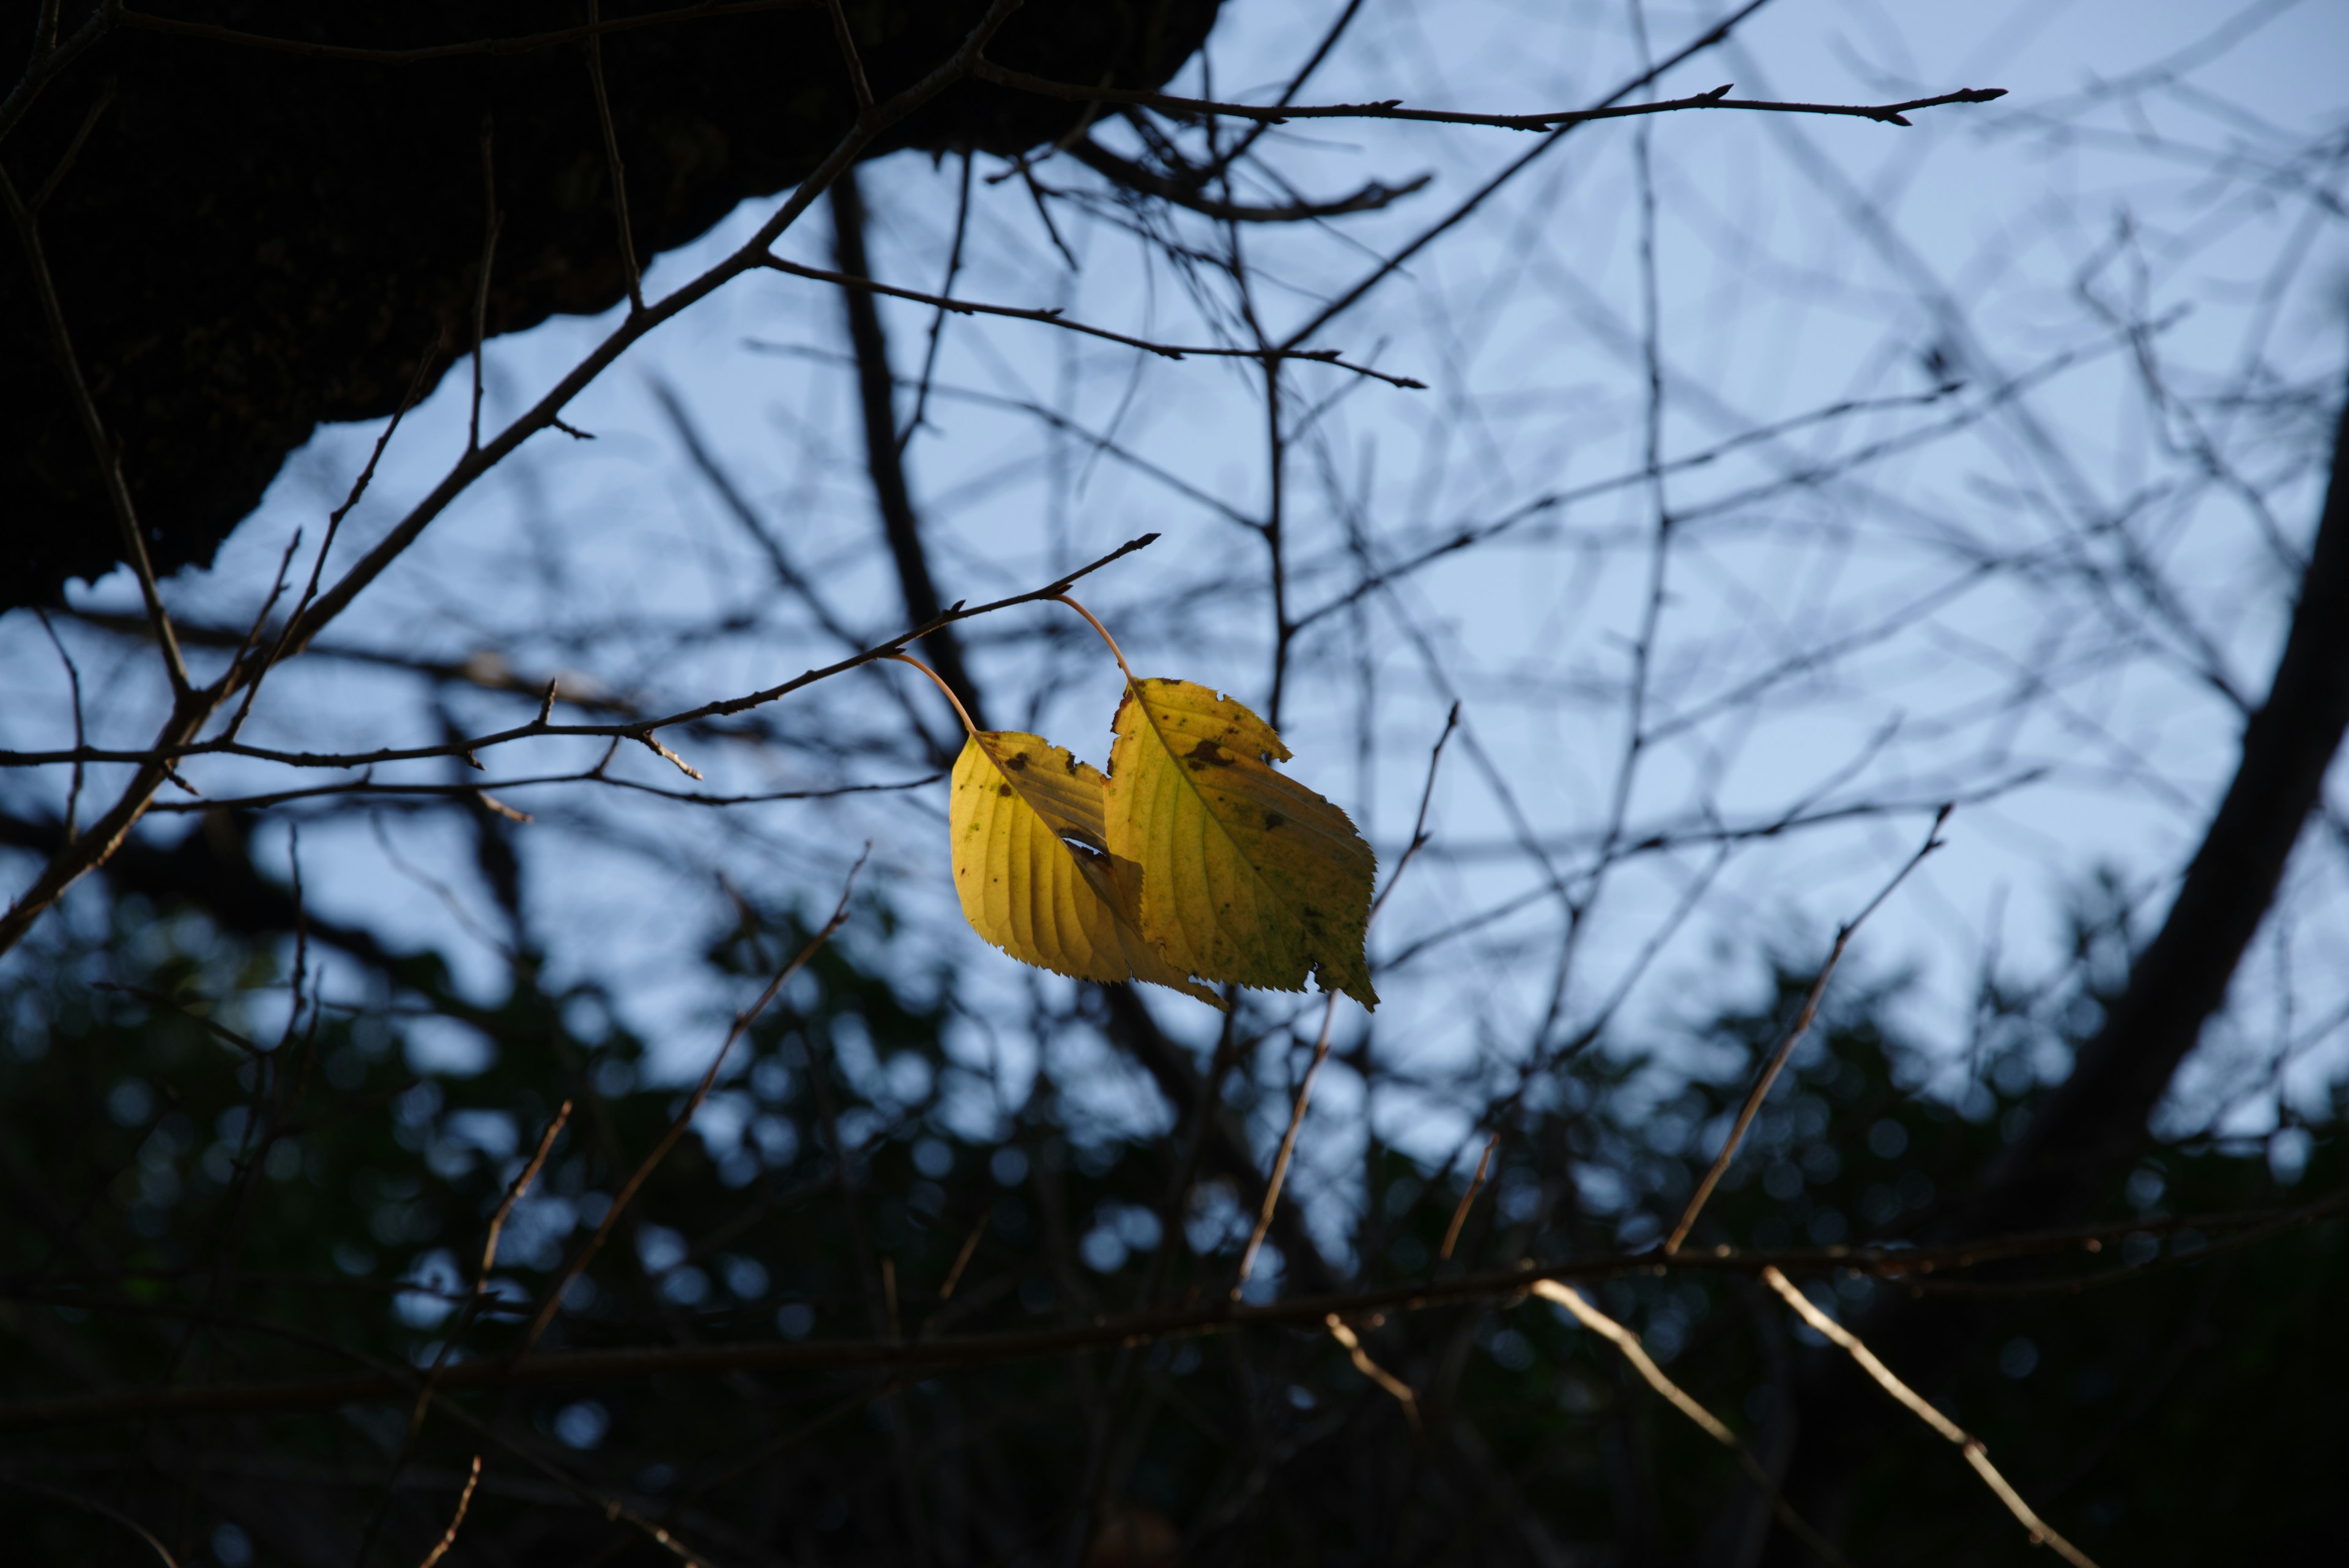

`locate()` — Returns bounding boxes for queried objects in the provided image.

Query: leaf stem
[1054,593,1139,686]
[883,652,981,739]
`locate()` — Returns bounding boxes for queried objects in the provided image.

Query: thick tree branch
[828,166,986,737]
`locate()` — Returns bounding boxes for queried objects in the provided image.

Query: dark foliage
[2,843,2339,1566]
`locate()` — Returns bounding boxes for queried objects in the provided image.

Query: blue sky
[7,0,2345,1183]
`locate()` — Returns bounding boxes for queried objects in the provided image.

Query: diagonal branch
[1761,1268,2096,1567]
[519,853,866,1353]
[1665,807,1950,1253]
[759,252,1426,387]
[1535,1280,1850,1566]
[2,160,191,699]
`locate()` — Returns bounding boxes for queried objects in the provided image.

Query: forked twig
[355,1101,573,1563]
[1664,806,1950,1253]
[1761,1268,2098,1567]
[974,60,2004,133]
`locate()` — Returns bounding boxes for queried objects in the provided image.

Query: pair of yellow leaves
[949,675,1378,1011]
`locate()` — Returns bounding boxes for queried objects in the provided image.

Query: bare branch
[1761,1268,2098,1567]
[1534,1280,1850,1566]
[1664,807,1950,1253]
[414,1455,483,1568]
[519,852,866,1353]
[759,253,1426,387]
[975,59,2003,133]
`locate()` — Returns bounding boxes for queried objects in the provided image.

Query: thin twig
[221,329,446,742]
[1326,1313,1420,1432]
[29,73,114,210]
[1663,806,1950,1253]
[414,1455,483,1568]
[1438,1130,1500,1265]
[585,0,644,311]
[1370,700,1460,925]
[759,254,1426,387]
[1066,139,1428,224]
[899,149,974,449]
[973,62,2005,133]
[2,535,1156,776]
[1760,1267,2098,1567]
[1,161,192,699]
[350,1099,572,1564]
[469,118,502,451]
[823,0,874,111]
[1232,704,1460,1296]
[1231,995,1342,1299]
[31,611,85,841]
[934,1213,989,1306]
[0,0,121,154]
[141,770,933,816]
[521,852,867,1351]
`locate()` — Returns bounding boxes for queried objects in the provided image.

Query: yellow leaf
[1106,678,1378,1008]
[949,730,1222,1007]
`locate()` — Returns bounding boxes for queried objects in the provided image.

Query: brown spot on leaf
[1186,740,1233,768]
[1264,812,1285,830]
[1002,751,1028,770]
[996,784,1014,797]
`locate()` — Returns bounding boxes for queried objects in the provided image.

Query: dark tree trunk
[2,0,1222,609]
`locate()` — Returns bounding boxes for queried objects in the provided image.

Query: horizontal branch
[0,534,1156,774]
[974,63,2005,133]
[759,256,1426,387]
[139,770,938,816]
[6,1200,2328,1433]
